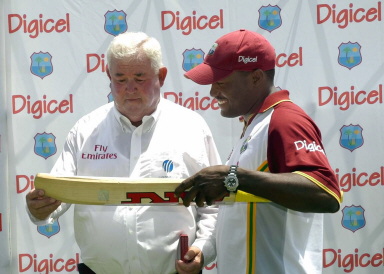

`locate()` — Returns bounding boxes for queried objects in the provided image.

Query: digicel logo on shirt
[8,13,71,38]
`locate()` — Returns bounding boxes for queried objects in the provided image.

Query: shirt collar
[113,98,163,133]
[239,90,292,137]
[258,89,292,113]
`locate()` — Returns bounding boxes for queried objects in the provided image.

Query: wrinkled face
[107,56,166,125]
[210,70,260,118]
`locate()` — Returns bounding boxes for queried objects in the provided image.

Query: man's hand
[175,246,204,274]
[26,188,61,220]
[175,165,229,207]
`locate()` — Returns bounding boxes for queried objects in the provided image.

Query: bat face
[34,173,267,205]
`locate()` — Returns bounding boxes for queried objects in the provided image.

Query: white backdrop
[1,1,384,273]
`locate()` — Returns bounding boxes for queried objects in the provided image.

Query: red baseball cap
[184,29,276,85]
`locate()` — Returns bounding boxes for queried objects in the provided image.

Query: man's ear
[158,67,168,86]
[106,64,111,80]
[251,69,264,84]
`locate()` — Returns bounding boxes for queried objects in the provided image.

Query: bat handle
[180,234,190,263]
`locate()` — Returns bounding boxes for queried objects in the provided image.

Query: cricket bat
[34,173,269,205]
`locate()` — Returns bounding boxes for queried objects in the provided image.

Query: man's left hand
[175,246,204,274]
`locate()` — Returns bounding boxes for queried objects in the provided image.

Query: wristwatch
[223,165,239,192]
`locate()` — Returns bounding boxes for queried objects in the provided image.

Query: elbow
[321,195,340,213]
[326,200,340,213]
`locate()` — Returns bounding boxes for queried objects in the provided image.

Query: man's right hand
[26,188,61,220]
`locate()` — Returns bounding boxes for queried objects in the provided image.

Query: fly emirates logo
[82,145,117,160]
[294,140,325,154]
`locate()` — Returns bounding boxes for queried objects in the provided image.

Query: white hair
[107,32,164,72]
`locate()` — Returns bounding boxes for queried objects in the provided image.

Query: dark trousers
[78,263,96,274]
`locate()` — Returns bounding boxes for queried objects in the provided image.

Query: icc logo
[162,160,174,173]
[338,42,362,70]
[339,124,363,152]
[341,205,366,232]
[240,136,251,154]
[30,52,53,79]
[37,219,60,238]
[104,10,128,36]
[258,5,282,32]
[34,132,57,159]
[182,48,204,71]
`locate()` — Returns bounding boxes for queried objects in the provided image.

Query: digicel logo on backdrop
[317,2,382,29]
[8,13,71,38]
[323,248,384,273]
[86,54,107,73]
[12,94,74,119]
[15,175,35,194]
[161,9,224,35]
[164,92,219,111]
[19,253,80,273]
[336,166,384,193]
[318,84,383,110]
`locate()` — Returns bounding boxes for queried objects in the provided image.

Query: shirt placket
[125,126,143,272]
[130,126,143,175]
[125,207,141,273]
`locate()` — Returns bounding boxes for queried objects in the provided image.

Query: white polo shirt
[216,90,342,274]
[29,98,221,274]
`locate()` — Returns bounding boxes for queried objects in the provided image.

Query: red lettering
[12,94,74,119]
[323,248,384,272]
[317,2,381,29]
[16,175,35,194]
[275,47,303,68]
[86,53,106,73]
[163,91,219,111]
[161,9,224,35]
[19,253,80,273]
[318,85,383,110]
[123,192,184,204]
[204,263,217,270]
[8,13,70,38]
[336,166,384,192]
[323,248,337,268]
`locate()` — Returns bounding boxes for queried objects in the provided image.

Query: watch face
[228,178,236,186]
[225,175,238,191]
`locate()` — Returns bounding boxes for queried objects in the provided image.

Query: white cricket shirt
[29,98,221,274]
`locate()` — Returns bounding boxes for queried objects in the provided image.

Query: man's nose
[125,80,137,92]
[210,85,218,97]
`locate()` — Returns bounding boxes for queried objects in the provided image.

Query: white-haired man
[27,32,220,274]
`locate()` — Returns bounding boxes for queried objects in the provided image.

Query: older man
[27,32,220,274]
